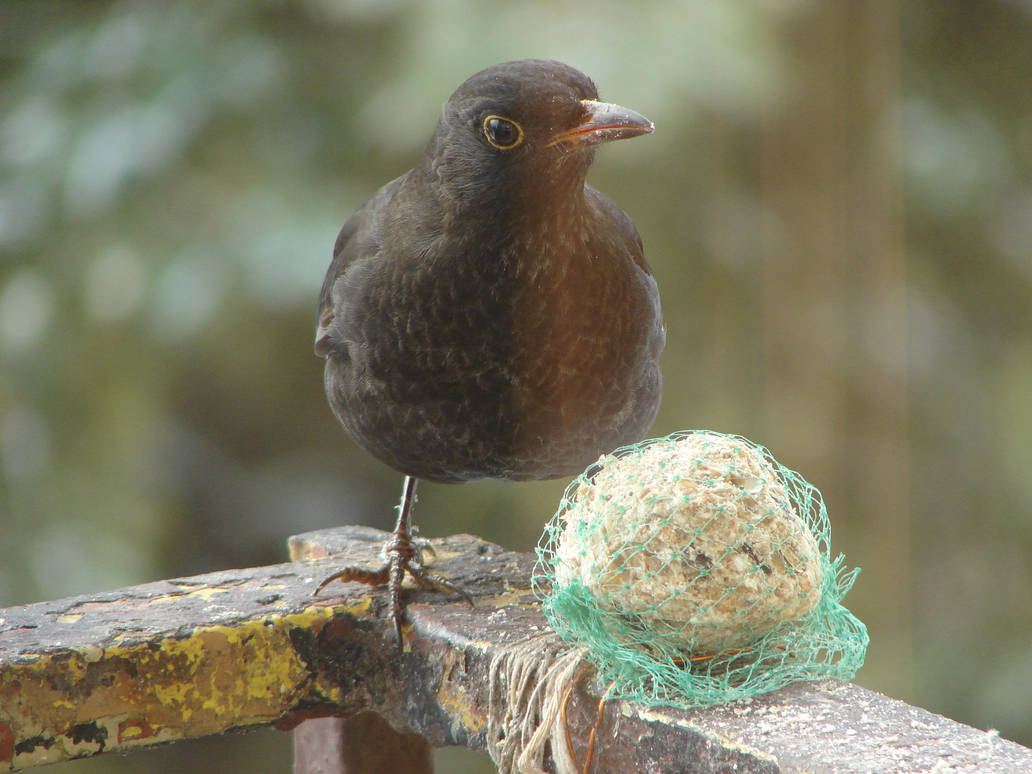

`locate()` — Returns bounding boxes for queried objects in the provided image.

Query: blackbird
[314,59,664,642]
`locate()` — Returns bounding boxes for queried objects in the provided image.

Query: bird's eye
[482,115,524,150]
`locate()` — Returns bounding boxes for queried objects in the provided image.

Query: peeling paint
[80,646,104,663]
[150,587,233,603]
[2,595,351,770]
[5,529,1032,774]
[632,704,779,765]
[435,648,486,735]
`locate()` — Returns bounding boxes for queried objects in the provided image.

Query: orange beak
[546,99,654,149]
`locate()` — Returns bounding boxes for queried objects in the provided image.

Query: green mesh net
[533,430,868,708]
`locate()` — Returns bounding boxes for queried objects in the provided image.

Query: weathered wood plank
[1,525,1029,773]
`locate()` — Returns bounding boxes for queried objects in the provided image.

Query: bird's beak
[546,99,654,149]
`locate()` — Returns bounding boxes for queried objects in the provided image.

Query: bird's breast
[506,238,661,471]
[329,211,661,482]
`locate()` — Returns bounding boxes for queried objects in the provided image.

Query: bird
[313,59,664,643]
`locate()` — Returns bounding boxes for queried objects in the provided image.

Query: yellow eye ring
[482,115,524,150]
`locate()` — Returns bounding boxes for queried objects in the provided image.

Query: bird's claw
[314,565,389,594]
[314,532,473,648]
[408,559,474,606]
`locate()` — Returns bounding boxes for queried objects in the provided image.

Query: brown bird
[314,59,664,642]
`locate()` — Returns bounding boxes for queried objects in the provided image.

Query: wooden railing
[1,526,1029,773]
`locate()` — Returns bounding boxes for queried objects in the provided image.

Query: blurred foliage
[1,1,1030,771]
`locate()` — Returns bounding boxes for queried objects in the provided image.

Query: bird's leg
[383,477,474,641]
[315,475,473,646]
[385,475,420,644]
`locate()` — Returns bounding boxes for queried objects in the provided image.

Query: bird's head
[425,59,653,208]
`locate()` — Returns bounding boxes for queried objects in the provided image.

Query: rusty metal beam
[1,525,1030,773]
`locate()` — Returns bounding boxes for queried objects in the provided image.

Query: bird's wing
[315,173,408,358]
[584,184,652,275]
[584,184,666,357]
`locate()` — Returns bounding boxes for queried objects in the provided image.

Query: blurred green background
[2,1,1030,772]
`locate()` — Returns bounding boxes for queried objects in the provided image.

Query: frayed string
[486,634,589,774]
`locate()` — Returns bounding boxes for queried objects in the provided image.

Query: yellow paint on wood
[0,603,353,771]
[435,648,487,736]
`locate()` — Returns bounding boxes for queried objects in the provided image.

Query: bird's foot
[314,530,473,646]
[408,525,437,560]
